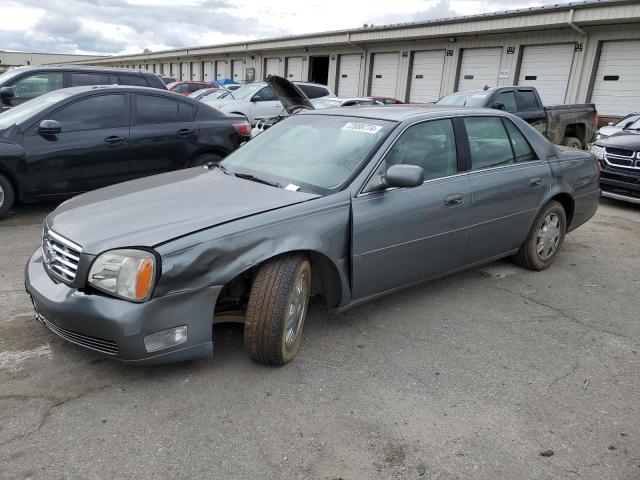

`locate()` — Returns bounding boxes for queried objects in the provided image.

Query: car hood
[595,131,640,149]
[266,75,314,114]
[46,168,320,254]
[597,125,621,138]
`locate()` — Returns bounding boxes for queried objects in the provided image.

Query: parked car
[590,132,640,204]
[436,86,597,149]
[368,96,404,104]
[25,105,599,366]
[167,81,218,96]
[157,75,177,85]
[0,66,167,110]
[595,113,640,140]
[311,97,378,109]
[205,79,334,124]
[0,85,250,218]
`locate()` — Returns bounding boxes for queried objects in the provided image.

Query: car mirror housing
[382,164,425,189]
[492,102,505,111]
[0,86,14,99]
[38,119,62,135]
[251,94,263,102]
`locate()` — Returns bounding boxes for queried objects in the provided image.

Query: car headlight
[88,249,158,302]
[590,145,604,160]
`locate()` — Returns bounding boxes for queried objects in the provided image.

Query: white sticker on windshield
[341,122,383,134]
[285,183,300,191]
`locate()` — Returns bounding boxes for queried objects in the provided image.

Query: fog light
[144,326,187,353]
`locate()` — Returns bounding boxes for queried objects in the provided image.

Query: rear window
[297,84,330,99]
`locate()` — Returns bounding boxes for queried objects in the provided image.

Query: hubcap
[284,269,309,349]
[536,213,561,261]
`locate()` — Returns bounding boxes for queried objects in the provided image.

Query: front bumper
[600,164,640,204]
[25,248,221,365]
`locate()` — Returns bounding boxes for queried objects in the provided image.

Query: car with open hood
[595,113,640,140]
[590,130,640,204]
[25,106,599,366]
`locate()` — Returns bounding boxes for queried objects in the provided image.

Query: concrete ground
[0,199,638,480]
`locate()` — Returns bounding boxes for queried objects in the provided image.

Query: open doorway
[309,56,329,85]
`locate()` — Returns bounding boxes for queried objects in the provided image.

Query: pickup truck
[436,86,597,150]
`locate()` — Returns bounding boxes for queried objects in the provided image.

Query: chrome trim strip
[602,191,640,205]
[47,229,83,253]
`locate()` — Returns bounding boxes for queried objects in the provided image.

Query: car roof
[47,85,184,96]
[300,104,494,122]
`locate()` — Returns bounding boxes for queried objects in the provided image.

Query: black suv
[0,66,167,110]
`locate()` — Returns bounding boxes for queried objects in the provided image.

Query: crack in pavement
[0,384,112,447]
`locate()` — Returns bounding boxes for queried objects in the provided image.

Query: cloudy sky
[1,0,576,56]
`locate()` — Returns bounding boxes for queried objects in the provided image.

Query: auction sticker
[341,122,383,134]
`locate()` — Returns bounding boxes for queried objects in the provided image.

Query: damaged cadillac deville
[26,105,600,366]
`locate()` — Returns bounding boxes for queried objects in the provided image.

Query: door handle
[176,128,195,137]
[444,193,464,207]
[104,135,126,145]
[529,177,543,188]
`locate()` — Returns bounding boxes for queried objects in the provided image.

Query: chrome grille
[604,148,640,171]
[37,313,119,355]
[42,227,82,283]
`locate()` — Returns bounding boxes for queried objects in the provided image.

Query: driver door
[351,119,471,300]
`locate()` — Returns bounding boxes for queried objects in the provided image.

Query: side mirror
[492,102,505,111]
[251,94,263,102]
[0,86,14,99]
[382,164,424,189]
[38,119,62,135]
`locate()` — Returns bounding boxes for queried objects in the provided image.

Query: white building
[59,0,640,120]
[0,51,102,74]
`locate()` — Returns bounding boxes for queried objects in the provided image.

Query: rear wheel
[244,254,311,366]
[191,153,222,168]
[512,201,567,271]
[562,136,582,149]
[0,173,15,220]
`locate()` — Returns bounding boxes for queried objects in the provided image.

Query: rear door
[128,93,200,177]
[464,116,550,263]
[22,93,130,195]
[351,118,471,299]
[515,88,546,133]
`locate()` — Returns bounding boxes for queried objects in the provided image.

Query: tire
[244,253,311,366]
[0,173,15,220]
[512,201,567,271]
[562,137,582,149]
[191,153,222,168]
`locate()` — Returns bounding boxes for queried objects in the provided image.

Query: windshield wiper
[234,172,283,188]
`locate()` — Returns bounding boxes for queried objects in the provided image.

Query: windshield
[224,83,263,100]
[221,114,395,192]
[0,90,71,130]
[615,114,640,128]
[436,91,489,107]
[625,118,640,130]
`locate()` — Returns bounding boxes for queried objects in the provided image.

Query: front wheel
[562,136,582,149]
[512,201,567,271]
[244,254,311,366]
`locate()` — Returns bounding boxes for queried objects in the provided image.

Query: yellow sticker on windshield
[341,122,383,134]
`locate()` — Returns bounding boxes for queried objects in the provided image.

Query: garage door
[409,50,445,103]
[265,58,280,79]
[162,63,170,75]
[286,57,304,81]
[191,62,201,81]
[180,62,190,81]
[591,40,640,116]
[457,48,502,91]
[337,54,362,97]
[370,52,399,97]
[231,60,243,83]
[171,63,179,77]
[518,44,574,105]
[203,61,214,82]
[216,60,228,81]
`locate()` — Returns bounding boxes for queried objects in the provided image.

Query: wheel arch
[0,166,20,201]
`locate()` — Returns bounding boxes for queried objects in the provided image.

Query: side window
[70,73,110,86]
[493,91,518,113]
[118,74,147,87]
[10,72,64,99]
[174,84,189,93]
[515,90,540,112]
[464,117,514,170]
[178,102,197,122]
[254,87,278,101]
[503,119,538,162]
[385,119,457,181]
[49,95,127,133]
[189,84,204,93]
[298,84,329,99]
[136,95,179,124]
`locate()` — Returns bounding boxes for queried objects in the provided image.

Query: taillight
[233,122,251,137]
